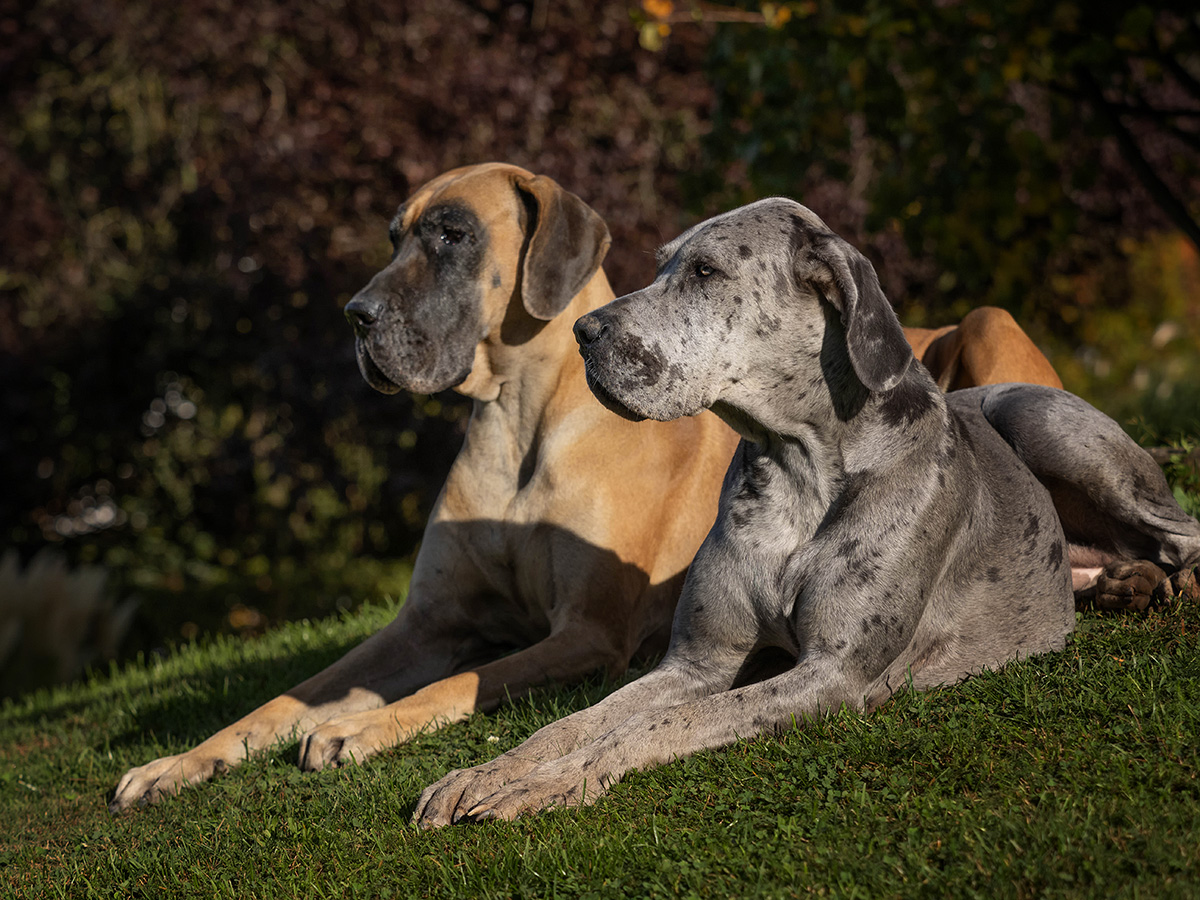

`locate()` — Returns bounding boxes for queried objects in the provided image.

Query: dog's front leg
[414,536,771,828]
[297,617,640,771]
[412,655,731,827]
[455,654,864,823]
[108,579,479,813]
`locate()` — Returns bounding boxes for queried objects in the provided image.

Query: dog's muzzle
[573,311,646,422]
[344,293,403,394]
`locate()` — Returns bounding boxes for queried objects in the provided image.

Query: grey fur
[412,198,1200,826]
[345,200,487,395]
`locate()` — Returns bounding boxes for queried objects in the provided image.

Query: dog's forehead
[395,163,533,232]
[657,198,829,267]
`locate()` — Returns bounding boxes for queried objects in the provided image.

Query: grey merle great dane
[413,197,1200,826]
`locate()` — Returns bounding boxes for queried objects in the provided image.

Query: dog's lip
[356,339,474,396]
[355,340,403,395]
[584,369,647,422]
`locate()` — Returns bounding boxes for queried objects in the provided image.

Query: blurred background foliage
[0,0,1197,688]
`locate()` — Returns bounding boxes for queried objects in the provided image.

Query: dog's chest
[725,442,829,537]
[718,446,832,611]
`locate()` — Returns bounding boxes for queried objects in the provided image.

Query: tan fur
[110,165,1060,811]
[904,306,1062,392]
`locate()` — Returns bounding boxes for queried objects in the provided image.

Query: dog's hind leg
[958,384,1200,610]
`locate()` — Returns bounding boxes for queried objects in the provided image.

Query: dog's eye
[694,263,715,278]
[441,226,467,246]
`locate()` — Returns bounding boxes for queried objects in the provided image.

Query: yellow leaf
[639,21,664,51]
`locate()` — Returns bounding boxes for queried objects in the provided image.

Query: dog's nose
[344,294,382,338]
[574,314,609,347]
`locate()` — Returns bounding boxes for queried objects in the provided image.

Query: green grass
[3,595,1200,899]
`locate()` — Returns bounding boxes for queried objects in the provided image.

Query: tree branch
[1052,89,1200,120]
[1153,34,1200,104]
[1076,66,1200,252]
[1101,100,1200,119]
[1164,121,1200,154]
[1128,87,1200,153]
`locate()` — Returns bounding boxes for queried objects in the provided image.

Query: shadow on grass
[90,519,679,756]
[1,629,371,743]
[99,638,375,752]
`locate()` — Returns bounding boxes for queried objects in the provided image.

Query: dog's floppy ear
[793,220,912,392]
[515,175,612,320]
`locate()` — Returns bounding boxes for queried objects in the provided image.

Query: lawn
[2,585,1199,898]
[5,441,1200,899]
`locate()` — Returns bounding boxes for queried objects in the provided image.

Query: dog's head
[573,198,912,428]
[345,163,611,396]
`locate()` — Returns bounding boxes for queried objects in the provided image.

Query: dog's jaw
[356,336,473,396]
[355,339,403,394]
[582,366,648,422]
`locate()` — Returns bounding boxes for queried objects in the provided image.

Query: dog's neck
[715,362,948,488]
[455,268,616,451]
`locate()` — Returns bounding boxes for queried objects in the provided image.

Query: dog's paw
[1163,563,1199,603]
[1079,560,1168,612]
[461,758,609,823]
[109,751,226,814]
[411,754,539,829]
[298,712,398,771]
